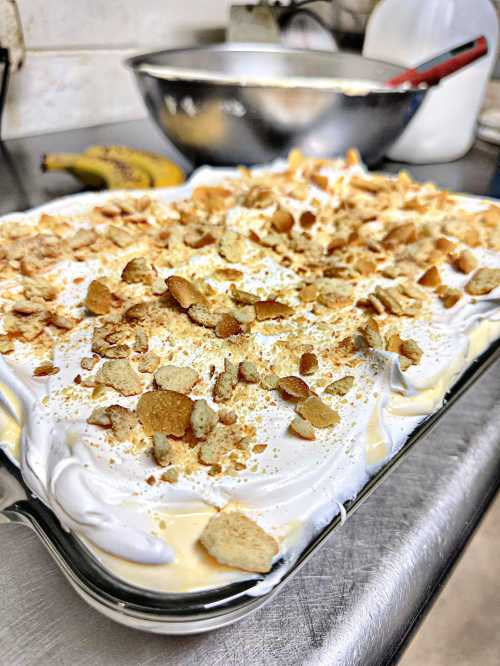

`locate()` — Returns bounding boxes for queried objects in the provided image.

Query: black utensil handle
[0,48,10,141]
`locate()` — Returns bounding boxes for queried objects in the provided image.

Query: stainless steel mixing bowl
[126,44,427,167]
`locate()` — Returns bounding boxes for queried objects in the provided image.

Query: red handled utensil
[386,35,488,88]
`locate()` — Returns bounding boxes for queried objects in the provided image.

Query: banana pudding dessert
[1,149,500,594]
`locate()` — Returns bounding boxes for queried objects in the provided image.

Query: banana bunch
[42,145,185,190]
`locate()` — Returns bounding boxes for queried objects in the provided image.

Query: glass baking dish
[1,335,499,635]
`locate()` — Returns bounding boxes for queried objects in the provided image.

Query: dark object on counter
[487,149,500,199]
[126,44,428,167]
[0,47,10,140]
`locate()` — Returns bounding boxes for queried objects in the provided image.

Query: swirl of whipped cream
[374,291,500,441]
[436,295,500,331]
[0,357,174,564]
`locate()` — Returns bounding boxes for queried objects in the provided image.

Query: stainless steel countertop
[1,122,499,665]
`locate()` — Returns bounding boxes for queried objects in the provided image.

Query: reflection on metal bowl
[126,43,427,167]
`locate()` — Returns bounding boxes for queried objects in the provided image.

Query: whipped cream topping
[1,159,500,595]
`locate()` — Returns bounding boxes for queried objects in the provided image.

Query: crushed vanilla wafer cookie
[87,406,112,427]
[299,352,318,376]
[289,415,316,440]
[191,399,218,439]
[213,358,239,402]
[85,280,112,315]
[229,284,259,305]
[198,423,245,466]
[324,375,354,396]
[137,390,193,437]
[121,257,155,284]
[277,376,310,401]
[465,267,500,296]
[108,225,134,248]
[0,336,14,354]
[106,405,137,442]
[1,148,500,595]
[215,314,242,339]
[418,266,441,288]
[437,286,462,309]
[218,408,237,425]
[153,432,173,467]
[358,318,383,350]
[95,359,142,396]
[453,249,478,275]
[154,365,199,394]
[133,327,149,353]
[187,304,221,328]
[295,396,339,429]
[261,373,280,390]
[255,300,294,321]
[33,362,59,377]
[200,511,279,573]
[137,351,160,373]
[218,230,244,263]
[238,361,260,383]
[161,467,179,483]
[166,275,207,309]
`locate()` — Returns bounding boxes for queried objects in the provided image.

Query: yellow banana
[42,153,151,190]
[85,145,185,188]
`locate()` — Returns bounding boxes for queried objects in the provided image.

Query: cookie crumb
[239,361,260,383]
[324,375,354,396]
[296,396,339,429]
[85,280,112,315]
[299,352,318,375]
[289,416,316,440]
[191,399,218,439]
[200,511,278,573]
[418,266,441,288]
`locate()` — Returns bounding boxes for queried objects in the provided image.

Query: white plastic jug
[363,0,499,163]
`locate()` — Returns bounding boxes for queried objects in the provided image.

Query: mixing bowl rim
[125,42,423,95]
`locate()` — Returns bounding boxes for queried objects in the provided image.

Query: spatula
[386,35,488,88]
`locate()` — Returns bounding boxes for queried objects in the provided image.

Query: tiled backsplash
[2,0,232,138]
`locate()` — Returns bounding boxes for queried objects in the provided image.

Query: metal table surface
[0,121,499,666]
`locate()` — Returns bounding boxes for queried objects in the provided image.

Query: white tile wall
[3,0,233,138]
[3,50,146,138]
[16,0,231,49]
